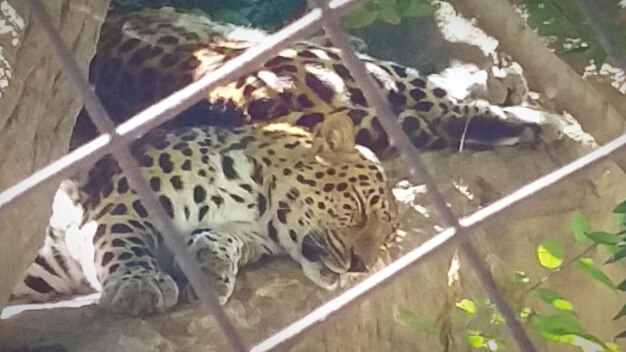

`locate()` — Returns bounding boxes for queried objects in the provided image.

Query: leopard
[11,114,397,315]
[71,6,542,155]
[10,6,541,315]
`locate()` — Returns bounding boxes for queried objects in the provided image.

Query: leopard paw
[99,271,178,315]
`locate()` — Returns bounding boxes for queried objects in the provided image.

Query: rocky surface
[0,0,110,310]
[2,127,626,351]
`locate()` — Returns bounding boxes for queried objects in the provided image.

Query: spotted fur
[72,7,541,153]
[11,7,538,315]
[12,116,397,315]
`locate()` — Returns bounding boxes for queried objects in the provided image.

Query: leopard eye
[351,185,367,228]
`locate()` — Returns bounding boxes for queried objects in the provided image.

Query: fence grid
[1,0,623,351]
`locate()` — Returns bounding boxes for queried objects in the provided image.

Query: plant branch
[524,244,597,295]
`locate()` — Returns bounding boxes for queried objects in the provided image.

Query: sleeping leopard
[10,7,541,315]
[71,6,541,154]
[12,115,397,315]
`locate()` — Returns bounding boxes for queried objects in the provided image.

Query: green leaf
[576,258,615,290]
[612,212,624,226]
[544,333,611,351]
[531,313,586,336]
[616,330,626,340]
[456,298,477,315]
[468,331,486,348]
[606,247,626,264]
[403,0,435,17]
[378,0,402,25]
[531,313,610,349]
[571,211,591,242]
[585,231,621,245]
[537,240,564,269]
[343,6,378,29]
[613,200,626,214]
[394,308,438,333]
[466,331,504,350]
[605,342,620,352]
[534,288,575,313]
[617,279,626,292]
[614,303,626,320]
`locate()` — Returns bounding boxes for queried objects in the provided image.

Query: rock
[0,0,109,309]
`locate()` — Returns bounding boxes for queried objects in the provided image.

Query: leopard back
[76,7,540,153]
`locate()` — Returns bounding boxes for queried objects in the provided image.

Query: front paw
[99,271,178,316]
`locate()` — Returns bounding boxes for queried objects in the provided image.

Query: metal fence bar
[7,0,624,351]
[25,1,247,350]
[251,229,459,352]
[0,0,367,212]
[252,111,626,352]
[0,134,111,212]
[307,1,536,351]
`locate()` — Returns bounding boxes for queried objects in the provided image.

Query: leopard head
[279,115,398,289]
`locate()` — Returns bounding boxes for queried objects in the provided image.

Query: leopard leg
[93,217,178,315]
[10,226,95,303]
[440,106,541,149]
[183,226,263,305]
[397,106,541,151]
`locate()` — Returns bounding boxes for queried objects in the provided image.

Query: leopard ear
[312,113,356,158]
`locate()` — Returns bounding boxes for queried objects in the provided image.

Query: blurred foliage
[342,0,435,29]
[112,0,435,32]
[112,0,626,68]
[112,0,307,30]
[399,207,626,351]
[345,0,626,69]
[513,0,626,65]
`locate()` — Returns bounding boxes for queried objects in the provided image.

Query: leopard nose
[348,253,367,273]
[301,232,328,262]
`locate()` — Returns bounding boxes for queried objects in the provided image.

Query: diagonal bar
[252,102,626,352]
[0,0,368,213]
[24,1,247,350]
[307,1,536,351]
